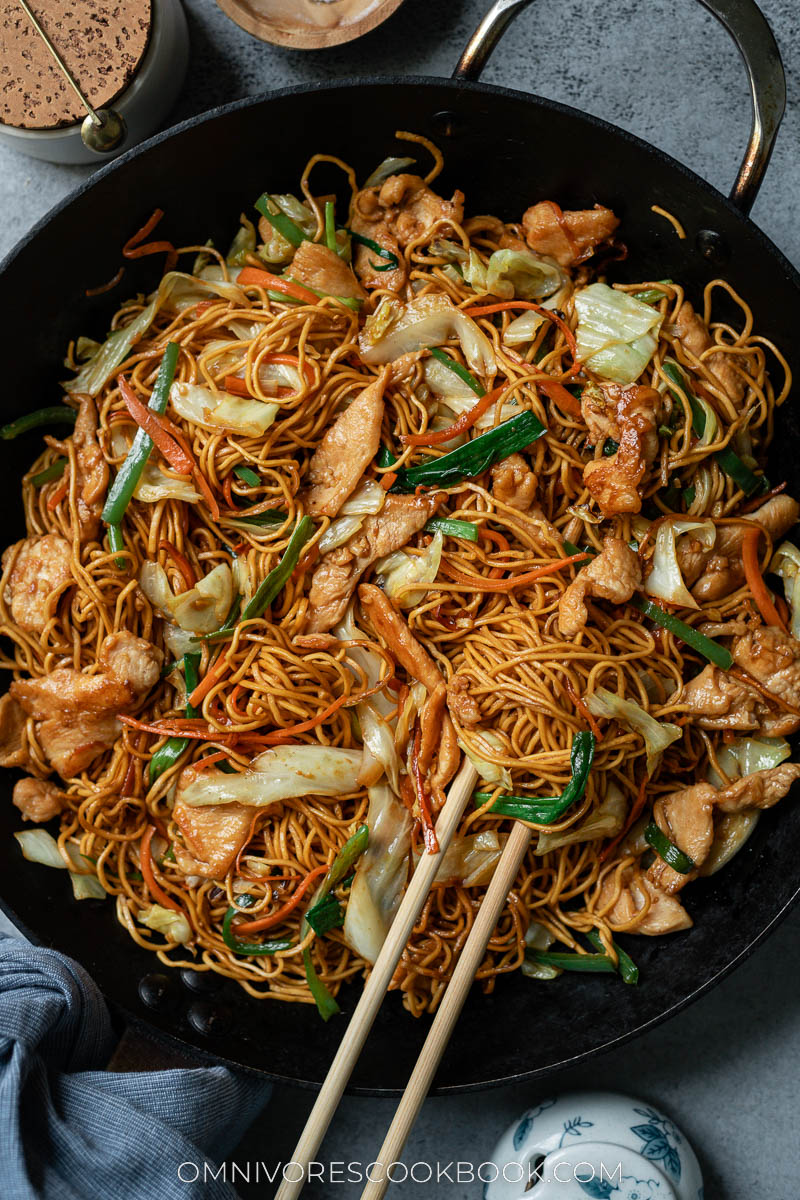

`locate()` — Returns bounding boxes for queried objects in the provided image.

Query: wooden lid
[0,0,152,130]
[215,0,405,50]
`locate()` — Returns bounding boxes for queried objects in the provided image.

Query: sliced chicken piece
[10,631,162,778]
[680,661,799,738]
[359,582,459,791]
[732,625,800,720]
[691,495,799,602]
[13,776,67,823]
[598,870,693,935]
[3,534,73,635]
[521,201,619,268]
[289,239,366,302]
[490,452,537,511]
[447,674,482,729]
[0,693,29,768]
[714,762,800,813]
[647,783,716,894]
[172,767,253,879]
[674,299,745,403]
[302,370,387,518]
[306,493,442,632]
[558,537,641,637]
[350,174,463,291]
[582,383,662,517]
[71,395,108,541]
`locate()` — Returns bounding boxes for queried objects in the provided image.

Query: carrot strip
[192,467,221,522]
[259,694,351,745]
[742,526,787,632]
[599,774,647,863]
[380,471,398,491]
[564,678,603,740]
[223,375,253,397]
[122,208,176,269]
[399,384,508,447]
[536,376,582,420]
[729,667,800,717]
[159,540,196,590]
[231,864,328,935]
[141,824,184,915]
[237,267,320,306]
[119,714,240,742]
[119,378,194,473]
[85,266,125,298]
[464,301,580,375]
[47,475,69,510]
[188,653,232,709]
[439,552,590,592]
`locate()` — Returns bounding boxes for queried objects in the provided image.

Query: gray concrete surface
[1,0,798,1196]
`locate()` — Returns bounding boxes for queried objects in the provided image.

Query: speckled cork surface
[0,0,151,129]
[0,1,799,1196]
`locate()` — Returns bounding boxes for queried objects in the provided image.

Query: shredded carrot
[159,540,196,590]
[231,864,328,935]
[192,467,221,522]
[237,267,320,306]
[141,824,184,914]
[197,750,233,769]
[380,471,398,491]
[439,552,590,592]
[222,375,252,397]
[535,376,582,420]
[599,774,647,863]
[188,653,232,709]
[412,726,439,854]
[399,383,508,447]
[122,208,177,270]
[119,714,240,743]
[729,667,800,717]
[85,266,125,298]
[564,678,603,740]
[259,693,351,745]
[464,301,581,375]
[739,480,786,514]
[47,475,69,510]
[742,526,787,632]
[119,377,194,473]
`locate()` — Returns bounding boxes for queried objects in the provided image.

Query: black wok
[0,0,797,1094]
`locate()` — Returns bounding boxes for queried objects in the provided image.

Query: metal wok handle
[453,0,786,215]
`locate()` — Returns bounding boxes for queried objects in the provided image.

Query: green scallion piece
[233,465,261,487]
[1,406,77,440]
[101,342,180,526]
[632,280,673,304]
[602,438,619,457]
[241,516,314,621]
[346,227,399,272]
[425,517,479,542]
[644,821,695,874]
[428,346,485,397]
[475,730,595,825]
[254,193,307,248]
[107,522,127,569]
[232,509,288,528]
[324,201,337,253]
[148,652,201,783]
[304,892,344,937]
[525,949,617,974]
[632,596,733,670]
[377,445,397,470]
[390,410,546,493]
[661,359,768,496]
[192,594,241,644]
[284,277,363,312]
[222,900,294,957]
[30,458,67,486]
[584,929,639,984]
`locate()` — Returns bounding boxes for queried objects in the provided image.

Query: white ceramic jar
[0,0,188,165]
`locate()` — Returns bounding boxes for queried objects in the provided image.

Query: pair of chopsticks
[275,760,534,1200]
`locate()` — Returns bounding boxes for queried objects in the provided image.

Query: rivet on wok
[187,999,230,1037]
[180,967,223,994]
[138,972,178,1012]
[696,229,730,266]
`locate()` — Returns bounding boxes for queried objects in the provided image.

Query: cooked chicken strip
[447,674,482,729]
[350,174,463,291]
[558,537,641,637]
[521,201,619,267]
[598,870,693,935]
[71,394,108,541]
[0,693,29,768]
[173,767,253,879]
[680,657,800,739]
[690,495,799,602]
[303,369,387,518]
[582,383,662,517]
[13,777,67,823]
[289,239,366,302]
[358,582,458,790]
[713,762,800,812]
[11,631,162,777]
[2,534,73,634]
[490,453,537,511]
[647,783,716,894]
[674,299,745,403]
[730,625,800,726]
[306,493,442,632]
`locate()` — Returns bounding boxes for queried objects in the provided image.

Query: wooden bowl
[215,0,406,49]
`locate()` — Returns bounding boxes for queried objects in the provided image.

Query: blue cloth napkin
[0,935,272,1200]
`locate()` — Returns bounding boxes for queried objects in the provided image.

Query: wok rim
[1,73,799,1095]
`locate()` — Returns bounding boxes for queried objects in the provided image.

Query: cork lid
[0,0,152,130]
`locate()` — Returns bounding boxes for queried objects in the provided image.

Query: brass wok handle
[453,0,786,216]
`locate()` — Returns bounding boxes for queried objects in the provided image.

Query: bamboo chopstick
[359,819,534,1200]
[274,759,479,1200]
